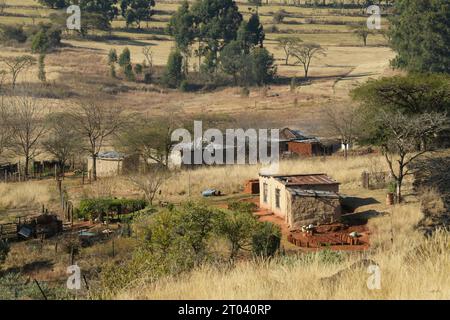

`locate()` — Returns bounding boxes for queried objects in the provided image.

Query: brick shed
[259,173,341,229]
[244,179,260,194]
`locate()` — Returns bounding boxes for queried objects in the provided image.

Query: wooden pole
[33,279,47,300]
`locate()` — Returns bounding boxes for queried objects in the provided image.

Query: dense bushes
[99,201,281,296]
[0,23,61,52]
[76,198,148,220]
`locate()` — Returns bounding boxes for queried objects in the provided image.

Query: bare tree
[129,166,171,205]
[291,43,326,80]
[0,97,12,157]
[378,111,447,202]
[0,55,36,89]
[0,70,6,92]
[2,95,47,179]
[69,102,127,181]
[42,113,80,176]
[142,46,153,69]
[323,104,359,159]
[275,36,302,65]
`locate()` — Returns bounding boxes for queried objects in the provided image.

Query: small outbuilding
[259,173,341,229]
[87,151,139,178]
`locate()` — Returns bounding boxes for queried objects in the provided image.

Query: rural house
[87,151,139,178]
[279,128,341,157]
[259,173,342,230]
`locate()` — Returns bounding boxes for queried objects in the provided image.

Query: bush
[0,24,27,43]
[240,86,250,97]
[76,198,148,220]
[228,201,257,214]
[179,79,188,92]
[252,222,281,258]
[273,9,287,24]
[0,240,10,264]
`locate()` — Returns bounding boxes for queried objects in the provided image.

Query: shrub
[124,64,135,81]
[0,240,10,264]
[179,79,188,92]
[228,201,257,214]
[143,71,152,84]
[240,86,250,97]
[118,48,131,67]
[76,198,148,220]
[273,9,287,24]
[0,24,27,43]
[252,222,281,258]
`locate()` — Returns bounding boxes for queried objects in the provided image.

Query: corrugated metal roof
[287,188,340,198]
[97,151,125,160]
[262,173,339,186]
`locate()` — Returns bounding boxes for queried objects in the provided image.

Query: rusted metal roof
[261,173,339,186]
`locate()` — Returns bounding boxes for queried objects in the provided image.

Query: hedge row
[76,198,147,220]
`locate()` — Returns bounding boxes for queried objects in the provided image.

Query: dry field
[0,0,396,134]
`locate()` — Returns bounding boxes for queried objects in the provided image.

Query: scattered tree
[324,104,359,159]
[0,55,36,89]
[69,102,127,181]
[42,113,80,176]
[291,43,325,80]
[120,0,156,29]
[1,95,47,179]
[276,36,302,65]
[163,49,185,88]
[129,166,170,205]
[352,24,372,46]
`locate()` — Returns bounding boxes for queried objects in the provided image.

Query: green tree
[78,0,119,24]
[389,0,450,73]
[252,222,281,258]
[163,49,185,88]
[31,30,49,54]
[37,0,68,8]
[120,0,156,29]
[352,74,450,201]
[168,1,195,73]
[38,54,46,83]
[118,47,131,67]
[216,210,257,261]
[251,47,276,86]
[220,40,245,85]
[191,0,243,69]
[108,48,118,64]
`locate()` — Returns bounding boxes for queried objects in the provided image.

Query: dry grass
[116,203,450,300]
[0,180,53,209]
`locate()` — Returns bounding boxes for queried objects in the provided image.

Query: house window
[275,188,280,208]
[263,183,268,203]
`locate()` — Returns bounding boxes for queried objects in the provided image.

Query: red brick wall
[287,141,313,156]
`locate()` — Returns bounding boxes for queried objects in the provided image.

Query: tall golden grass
[116,203,450,300]
[0,181,53,209]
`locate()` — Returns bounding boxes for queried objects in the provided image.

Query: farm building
[279,128,341,157]
[87,151,139,178]
[259,173,341,230]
